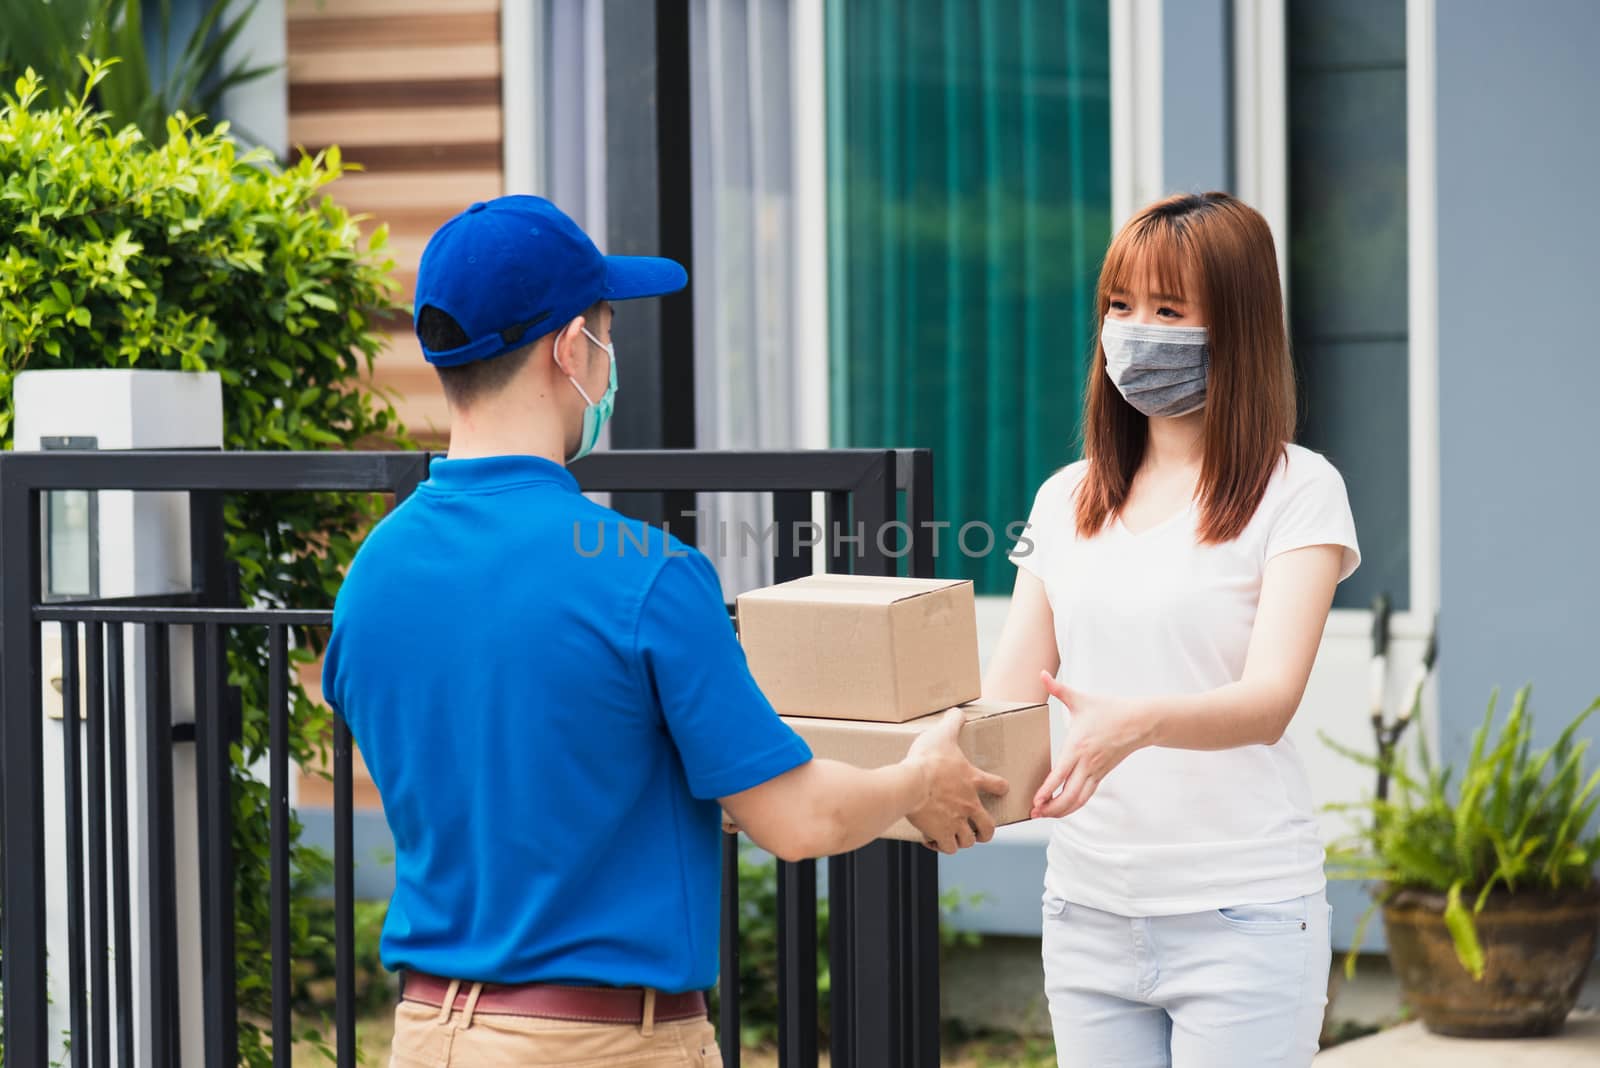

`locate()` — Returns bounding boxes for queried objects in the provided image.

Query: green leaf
[1444,881,1486,980]
[1343,898,1383,980]
[1324,686,1600,913]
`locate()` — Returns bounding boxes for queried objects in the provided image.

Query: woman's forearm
[1138,678,1302,751]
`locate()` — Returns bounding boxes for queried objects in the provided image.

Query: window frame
[1110,0,1165,226]
[1238,0,1439,641]
[794,0,831,451]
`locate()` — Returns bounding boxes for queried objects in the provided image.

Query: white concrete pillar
[16,370,223,1068]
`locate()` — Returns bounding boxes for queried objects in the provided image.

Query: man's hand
[903,708,1011,854]
[1030,672,1152,819]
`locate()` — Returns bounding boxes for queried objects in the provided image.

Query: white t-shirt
[1011,443,1360,916]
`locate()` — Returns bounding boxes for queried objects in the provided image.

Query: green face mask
[563,325,617,462]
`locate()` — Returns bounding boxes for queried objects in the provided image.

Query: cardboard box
[783,699,1051,842]
[735,574,981,722]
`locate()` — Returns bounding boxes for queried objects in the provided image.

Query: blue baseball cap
[413,195,688,367]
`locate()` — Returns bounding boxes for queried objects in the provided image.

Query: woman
[986,191,1360,1067]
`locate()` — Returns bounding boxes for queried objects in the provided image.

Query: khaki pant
[389,981,722,1067]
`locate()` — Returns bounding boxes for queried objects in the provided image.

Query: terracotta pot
[1381,883,1600,1037]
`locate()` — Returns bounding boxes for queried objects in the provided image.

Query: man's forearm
[731,757,930,861]
[802,758,930,856]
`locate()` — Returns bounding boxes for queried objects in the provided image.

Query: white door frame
[502,0,543,196]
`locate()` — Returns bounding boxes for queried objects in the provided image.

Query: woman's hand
[1030,671,1154,819]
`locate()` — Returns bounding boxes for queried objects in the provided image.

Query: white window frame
[792,0,831,451]
[1110,0,1165,228]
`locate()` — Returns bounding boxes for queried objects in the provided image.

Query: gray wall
[1436,0,1600,764]
[1162,0,1233,194]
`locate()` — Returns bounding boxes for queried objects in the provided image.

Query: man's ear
[551,315,587,378]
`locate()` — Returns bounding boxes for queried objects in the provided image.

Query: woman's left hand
[1031,671,1153,819]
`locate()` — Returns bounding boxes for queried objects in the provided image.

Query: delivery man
[322,195,1008,1068]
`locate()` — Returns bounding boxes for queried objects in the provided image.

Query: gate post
[11,369,225,1066]
[827,450,942,1068]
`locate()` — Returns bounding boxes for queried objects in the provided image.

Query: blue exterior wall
[1161,0,1232,194]
[1434,0,1600,765]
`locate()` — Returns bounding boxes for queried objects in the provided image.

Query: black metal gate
[0,448,942,1067]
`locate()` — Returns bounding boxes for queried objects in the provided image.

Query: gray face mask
[1100,318,1210,418]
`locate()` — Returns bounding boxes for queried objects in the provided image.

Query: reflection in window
[827,0,1111,593]
[1288,0,1409,610]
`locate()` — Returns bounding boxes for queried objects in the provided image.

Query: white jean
[1042,889,1331,1068]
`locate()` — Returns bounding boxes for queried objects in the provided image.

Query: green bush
[0,64,406,1065]
[1326,685,1600,979]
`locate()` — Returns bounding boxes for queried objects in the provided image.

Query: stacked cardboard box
[735,574,1050,842]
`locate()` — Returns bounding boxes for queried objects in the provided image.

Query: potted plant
[1327,686,1600,1037]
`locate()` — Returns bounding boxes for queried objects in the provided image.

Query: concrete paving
[1315,1012,1600,1065]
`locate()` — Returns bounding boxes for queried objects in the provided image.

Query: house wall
[1161,0,1231,194]
[1434,0,1600,764]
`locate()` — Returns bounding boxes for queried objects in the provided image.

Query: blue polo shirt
[322,454,811,991]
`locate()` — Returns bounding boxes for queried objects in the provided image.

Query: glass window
[826,0,1112,594]
[1288,0,1409,610]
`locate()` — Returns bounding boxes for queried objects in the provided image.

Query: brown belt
[402,972,708,1025]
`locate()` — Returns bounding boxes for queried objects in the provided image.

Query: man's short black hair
[419,300,606,411]
[420,305,537,410]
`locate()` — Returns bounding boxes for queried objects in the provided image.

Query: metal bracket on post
[901,450,941,1065]
[777,859,820,1067]
[190,488,239,1066]
[902,840,942,1064]
[773,490,819,1068]
[720,830,742,1068]
[0,466,50,1067]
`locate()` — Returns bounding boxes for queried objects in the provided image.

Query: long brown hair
[1076,191,1295,543]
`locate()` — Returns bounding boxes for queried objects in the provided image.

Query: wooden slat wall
[288,0,504,813]
[287,0,503,439]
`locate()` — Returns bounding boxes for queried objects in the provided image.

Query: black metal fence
[0,448,942,1067]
